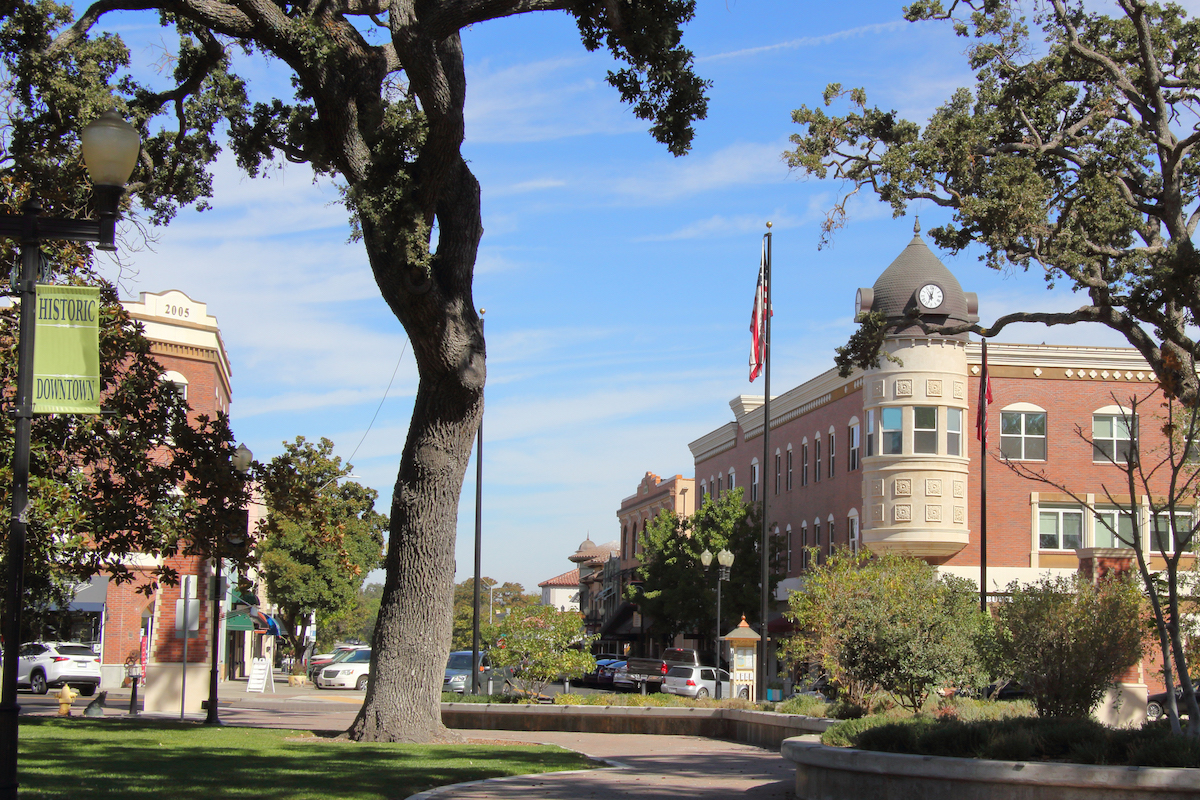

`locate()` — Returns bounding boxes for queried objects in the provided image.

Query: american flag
[749,239,771,382]
[976,340,992,444]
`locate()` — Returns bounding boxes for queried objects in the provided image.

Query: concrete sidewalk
[411,729,809,800]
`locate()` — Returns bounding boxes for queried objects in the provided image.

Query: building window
[849,423,861,471]
[728,469,736,491]
[786,447,793,491]
[786,525,793,573]
[1094,412,1136,463]
[881,407,902,454]
[775,451,782,495]
[813,520,821,565]
[750,461,759,502]
[802,443,809,486]
[1039,507,1084,550]
[848,513,860,554]
[947,408,962,457]
[827,516,835,557]
[801,524,809,569]
[700,481,707,504]
[866,409,876,457]
[1152,511,1194,552]
[828,431,836,478]
[1095,508,1136,549]
[1001,410,1046,460]
[815,436,822,483]
[716,475,722,496]
[914,406,938,454]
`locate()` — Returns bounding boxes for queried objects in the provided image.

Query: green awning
[226,610,255,631]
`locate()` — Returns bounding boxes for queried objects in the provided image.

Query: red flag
[749,241,771,381]
[976,341,992,444]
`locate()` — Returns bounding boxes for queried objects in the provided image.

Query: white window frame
[1094,507,1137,549]
[814,434,822,483]
[1152,510,1195,553]
[913,406,938,454]
[1093,405,1136,464]
[880,406,902,454]
[848,510,860,554]
[786,524,793,573]
[828,426,836,478]
[1000,403,1047,461]
[1039,506,1084,551]
[786,445,793,491]
[750,459,759,502]
[848,417,861,471]
[827,513,836,557]
[947,408,963,457]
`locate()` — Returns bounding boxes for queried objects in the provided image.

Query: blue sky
[98,1,1153,592]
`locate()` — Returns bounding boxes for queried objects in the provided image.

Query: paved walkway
[29,678,808,800]
[411,730,810,800]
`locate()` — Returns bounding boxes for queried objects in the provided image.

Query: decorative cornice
[967,342,1153,382]
[689,422,738,464]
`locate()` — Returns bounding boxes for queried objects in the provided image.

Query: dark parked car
[584,658,621,687]
[1146,679,1198,720]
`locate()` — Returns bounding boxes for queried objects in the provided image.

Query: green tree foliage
[451,578,538,651]
[993,573,1146,719]
[787,0,1200,404]
[257,437,387,667]
[629,488,775,654]
[11,0,710,742]
[318,583,383,651]
[784,549,989,712]
[482,605,594,699]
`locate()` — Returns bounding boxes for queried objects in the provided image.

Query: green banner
[33,285,101,415]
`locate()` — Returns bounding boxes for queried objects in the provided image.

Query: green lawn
[18,718,596,799]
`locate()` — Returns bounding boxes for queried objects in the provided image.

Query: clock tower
[853,221,979,559]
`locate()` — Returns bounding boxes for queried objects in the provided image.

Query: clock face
[918,283,944,310]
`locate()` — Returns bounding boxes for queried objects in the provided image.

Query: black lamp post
[700,547,734,700]
[206,443,253,725]
[0,109,139,800]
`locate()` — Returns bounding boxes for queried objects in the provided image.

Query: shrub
[821,712,908,747]
[785,550,990,713]
[776,694,831,717]
[992,574,1145,718]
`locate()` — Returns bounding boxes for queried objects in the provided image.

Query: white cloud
[701,20,911,62]
[612,140,790,202]
[465,56,640,143]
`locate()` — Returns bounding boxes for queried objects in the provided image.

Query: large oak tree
[9,0,708,740]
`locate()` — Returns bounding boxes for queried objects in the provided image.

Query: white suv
[315,648,371,690]
[17,642,101,696]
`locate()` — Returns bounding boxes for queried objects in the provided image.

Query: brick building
[94,289,254,711]
[685,230,1189,722]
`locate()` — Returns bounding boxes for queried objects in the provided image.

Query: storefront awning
[50,576,108,613]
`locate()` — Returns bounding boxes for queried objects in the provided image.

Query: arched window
[750,458,759,502]
[847,509,860,554]
[786,444,793,491]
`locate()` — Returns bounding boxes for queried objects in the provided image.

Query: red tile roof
[538,568,580,588]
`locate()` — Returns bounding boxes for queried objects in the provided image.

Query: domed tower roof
[856,221,977,339]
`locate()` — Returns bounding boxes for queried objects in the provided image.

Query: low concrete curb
[782,739,1200,800]
[441,703,832,749]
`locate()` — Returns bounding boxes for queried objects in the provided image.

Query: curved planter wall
[441,703,832,749]
[782,740,1200,800]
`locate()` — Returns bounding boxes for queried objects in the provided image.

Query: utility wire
[344,338,409,468]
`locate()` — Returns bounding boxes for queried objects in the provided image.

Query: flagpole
[980,337,988,614]
[759,222,772,703]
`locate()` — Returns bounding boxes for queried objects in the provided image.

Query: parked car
[624,648,702,692]
[596,659,626,688]
[662,665,746,700]
[1146,679,1199,720]
[583,658,621,687]
[612,662,638,691]
[308,645,368,681]
[984,679,1030,701]
[315,648,372,690]
[17,642,100,696]
[443,650,490,693]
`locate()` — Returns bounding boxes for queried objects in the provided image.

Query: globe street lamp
[206,443,254,725]
[700,547,735,700]
[0,109,139,800]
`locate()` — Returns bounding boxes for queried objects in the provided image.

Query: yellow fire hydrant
[56,684,77,716]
